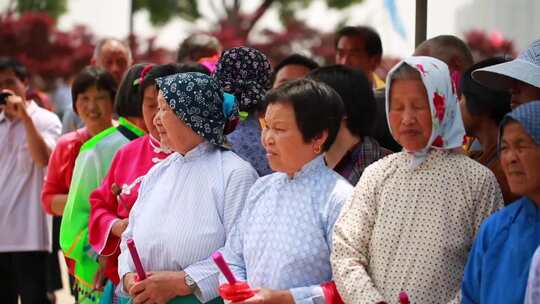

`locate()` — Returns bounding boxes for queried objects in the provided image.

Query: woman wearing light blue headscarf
[462,101,540,304]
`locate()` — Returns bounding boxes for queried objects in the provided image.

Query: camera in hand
[0,92,12,106]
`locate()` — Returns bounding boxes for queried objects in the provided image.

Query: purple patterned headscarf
[214,47,272,112]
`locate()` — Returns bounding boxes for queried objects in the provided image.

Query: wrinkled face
[500,121,540,197]
[261,101,324,176]
[75,85,114,127]
[510,80,540,109]
[154,93,204,154]
[273,65,312,88]
[389,79,433,151]
[96,41,131,84]
[142,85,159,139]
[0,69,27,100]
[335,36,378,75]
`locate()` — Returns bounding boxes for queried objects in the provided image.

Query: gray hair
[414,35,474,71]
[92,38,133,63]
[389,63,421,82]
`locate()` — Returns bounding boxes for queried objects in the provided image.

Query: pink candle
[127,239,146,280]
[212,252,237,285]
[399,291,410,304]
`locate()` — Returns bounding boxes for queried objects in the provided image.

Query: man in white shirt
[0,57,61,304]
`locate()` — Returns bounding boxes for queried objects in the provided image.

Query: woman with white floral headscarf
[331,56,504,304]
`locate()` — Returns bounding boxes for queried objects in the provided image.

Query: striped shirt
[117,142,258,302]
[333,136,392,186]
[526,246,540,304]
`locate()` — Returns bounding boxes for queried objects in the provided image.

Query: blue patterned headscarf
[499,100,540,148]
[155,72,228,146]
[214,47,272,112]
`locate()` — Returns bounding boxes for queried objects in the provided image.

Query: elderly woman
[87,64,208,301]
[218,79,353,304]
[331,56,504,303]
[462,101,540,304]
[309,65,392,185]
[118,72,258,304]
[460,57,517,204]
[60,64,148,303]
[215,47,273,176]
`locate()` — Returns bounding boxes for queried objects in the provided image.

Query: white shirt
[118,142,258,302]
[0,101,61,252]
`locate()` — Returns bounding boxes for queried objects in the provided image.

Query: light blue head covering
[499,100,540,148]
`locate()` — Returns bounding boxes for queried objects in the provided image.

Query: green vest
[60,118,144,303]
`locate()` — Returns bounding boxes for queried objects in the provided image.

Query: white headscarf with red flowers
[385,56,466,168]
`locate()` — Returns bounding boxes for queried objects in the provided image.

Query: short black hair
[272,54,319,86]
[309,65,376,138]
[0,57,28,82]
[140,63,211,107]
[115,63,148,118]
[335,26,383,57]
[264,78,344,151]
[461,57,511,124]
[176,34,221,63]
[71,66,117,114]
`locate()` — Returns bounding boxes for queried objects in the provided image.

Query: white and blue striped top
[117,142,258,302]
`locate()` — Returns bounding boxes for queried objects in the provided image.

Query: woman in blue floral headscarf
[214,47,273,176]
[117,72,258,304]
[331,56,504,304]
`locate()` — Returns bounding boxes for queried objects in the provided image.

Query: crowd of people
[1,25,540,304]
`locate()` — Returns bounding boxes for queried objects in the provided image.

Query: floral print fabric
[385,56,466,166]
[214,47,272,112]
[156,72,228,147]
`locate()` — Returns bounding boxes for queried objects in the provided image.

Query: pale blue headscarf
[499,100,540,148]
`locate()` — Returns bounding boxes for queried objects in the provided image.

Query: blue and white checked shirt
[117,142,258,302]
[220,155,353,303]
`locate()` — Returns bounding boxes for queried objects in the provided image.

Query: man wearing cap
[473,39,540,109]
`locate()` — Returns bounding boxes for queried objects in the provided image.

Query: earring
[314,146,321,154]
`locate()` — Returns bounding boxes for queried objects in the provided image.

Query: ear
[369,55,382,72]
[312,130,329,151]
[22,78,29,90]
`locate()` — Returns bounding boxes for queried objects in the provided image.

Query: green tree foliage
[134,0,364,30]
[12,0,67,19]
[132,0,200,25]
